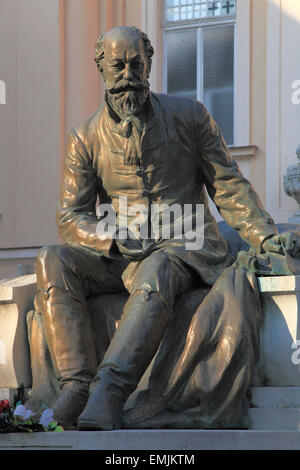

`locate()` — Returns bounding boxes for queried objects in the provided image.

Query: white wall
[0,0,61,249]
[265,0,300,222]
[1,0,300,281]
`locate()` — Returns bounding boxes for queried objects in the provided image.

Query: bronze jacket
[57,92,277,286]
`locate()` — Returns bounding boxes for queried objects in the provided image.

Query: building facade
[0,0,300,279]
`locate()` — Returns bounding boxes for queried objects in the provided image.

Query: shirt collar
[104,92,164,150]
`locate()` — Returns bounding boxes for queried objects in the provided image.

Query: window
[163,0,236,145]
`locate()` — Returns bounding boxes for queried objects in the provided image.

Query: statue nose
[123,64,134,81]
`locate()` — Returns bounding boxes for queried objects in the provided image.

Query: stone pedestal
[253,275,300,386]
[283,145,300,224]
[0,274,36,388]
[0,429,300,450]
[1,272,300,433]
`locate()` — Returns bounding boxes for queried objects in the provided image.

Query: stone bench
[0,272,300,430]
[0,274,36,389]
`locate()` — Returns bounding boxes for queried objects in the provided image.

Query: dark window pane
[166,0,236,21]
[203,25,234,144]
[166,29,197,100]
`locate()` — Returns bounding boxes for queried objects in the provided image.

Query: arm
[193,100,278,250]
[56,128,115,257]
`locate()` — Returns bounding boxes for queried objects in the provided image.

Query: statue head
[94,26,154,117]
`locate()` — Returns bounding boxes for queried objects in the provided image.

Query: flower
[0,402,64,433]
[39,409,54,428]
[0,400,10,414]
[13,404,35,420]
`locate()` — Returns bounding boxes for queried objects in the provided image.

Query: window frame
[141,0,251,149]
[164,0,236,23]
[162,3,237,144]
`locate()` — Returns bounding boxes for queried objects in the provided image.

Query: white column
[64,0,100,137]
[141,0,164,93]
[265,0,300,222]
[235,0,251,146]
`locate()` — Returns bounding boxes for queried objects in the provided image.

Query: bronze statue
[28,25,300,430]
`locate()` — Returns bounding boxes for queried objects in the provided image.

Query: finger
[117,237,143,248]
[264,240,282,254]
[142,239,155,251]
[120,249,145,261]
[280,232,293,249]
[291,238,300,257]
[116,241,143,257]
[292,243,300,258]
[120,246,144,257]
[281,232,295,253]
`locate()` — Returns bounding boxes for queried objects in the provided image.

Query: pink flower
[0,400,10,414]
[39,409,54,427]
[13,404,35,420]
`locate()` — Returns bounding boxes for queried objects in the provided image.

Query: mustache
[108,81,148,95]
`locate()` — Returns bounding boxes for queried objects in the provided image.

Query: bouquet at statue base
[0,400,64,433]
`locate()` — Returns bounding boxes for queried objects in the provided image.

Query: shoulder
[151,92,207,123]
[69,105,105,147]
[151,92,207,113]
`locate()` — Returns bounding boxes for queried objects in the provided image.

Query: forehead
[104,30,144,59]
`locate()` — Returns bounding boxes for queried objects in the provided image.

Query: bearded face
[101,29,151,118]
[105,77,150,117]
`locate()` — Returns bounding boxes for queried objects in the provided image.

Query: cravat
[119,116,145,165]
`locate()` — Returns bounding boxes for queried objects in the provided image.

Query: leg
[139,266,261,429]
[121,266,261,429]
[77,250,197,430]
[36,244,126,427]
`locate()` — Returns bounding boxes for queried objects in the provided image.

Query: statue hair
[94,26,154,77]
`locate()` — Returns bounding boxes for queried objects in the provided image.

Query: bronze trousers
[32,243,261,429]
[35,244,197,386]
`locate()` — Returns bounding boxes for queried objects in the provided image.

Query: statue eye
[112,62,124,70]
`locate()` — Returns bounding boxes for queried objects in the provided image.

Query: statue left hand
[261,231,300,257]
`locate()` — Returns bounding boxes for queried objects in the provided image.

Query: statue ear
[96,58,105,75]
[146,60,152,79]
[147,59,152,78]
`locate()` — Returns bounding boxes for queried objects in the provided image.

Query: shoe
[52,381,90,429]
[77,384,124,431]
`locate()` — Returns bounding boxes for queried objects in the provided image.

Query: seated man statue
[33,25,300,430]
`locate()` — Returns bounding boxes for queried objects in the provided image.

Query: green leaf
[18,426,32,433]
[54,426,64,432]
[24,419,33,425]
[48,421,58,430]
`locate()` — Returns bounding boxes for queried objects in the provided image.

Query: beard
[105,79,150,118]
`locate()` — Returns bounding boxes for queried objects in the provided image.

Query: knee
[37,245,61,270]
[146,251,171,271]
[36,245,72,286]
[130,251,173,306]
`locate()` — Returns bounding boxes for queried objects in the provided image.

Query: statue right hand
[116,229,155,261]
[262,232,300,258]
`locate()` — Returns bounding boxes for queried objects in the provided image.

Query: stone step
[1,430,300,450]
[0,388,9,400]
[0,274,36,302]
[250,387,300,408]
[249,408,300,431]
[249,388,300,431]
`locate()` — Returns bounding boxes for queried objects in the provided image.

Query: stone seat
[1,221,300,430]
